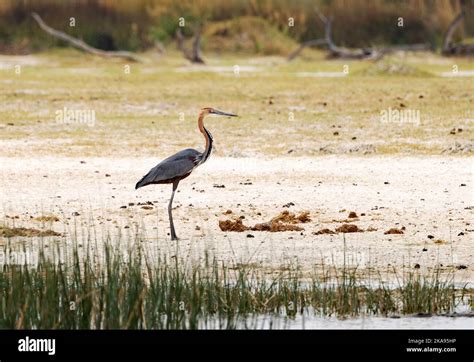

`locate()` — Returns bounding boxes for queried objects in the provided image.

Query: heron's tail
[135,175,147,190]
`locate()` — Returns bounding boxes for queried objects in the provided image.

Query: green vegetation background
[1,0,472,55]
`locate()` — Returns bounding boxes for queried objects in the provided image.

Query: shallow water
[285,315,473,329]
[199,314,473,329]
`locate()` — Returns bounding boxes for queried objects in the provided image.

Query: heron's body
[135,148,200,188]
[135,107,236,240]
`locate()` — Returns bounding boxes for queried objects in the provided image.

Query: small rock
[246,234,255,238]
[348,211,358,218]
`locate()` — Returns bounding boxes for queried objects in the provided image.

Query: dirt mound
[335,224,363,233]
[384,228,404,235]
[0,226,62,237]
[313,228,336,235]
[252,222,303,232]
[271,210,311,224]
[203,16,298,55]
[219,210,310,233]
[219,219,249,232]
[34,215,60,222]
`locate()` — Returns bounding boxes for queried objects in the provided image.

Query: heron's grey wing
[135,148,201,189]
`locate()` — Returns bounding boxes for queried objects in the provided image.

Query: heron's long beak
[212,109,238,117]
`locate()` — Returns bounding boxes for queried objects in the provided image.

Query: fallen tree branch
[314,7,377,59]
[289,8,433,61]
[31,12,143,62]
[442,9,465,54]
[441,8,473,56]
[288,8,378,61]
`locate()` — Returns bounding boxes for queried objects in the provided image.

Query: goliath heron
[135,107,238,240]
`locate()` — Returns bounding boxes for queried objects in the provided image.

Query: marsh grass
[0,238,469,329]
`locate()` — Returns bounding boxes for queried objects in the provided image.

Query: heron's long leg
[168,181,179,240]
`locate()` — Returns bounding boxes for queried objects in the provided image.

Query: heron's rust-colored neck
[198,110,211,154]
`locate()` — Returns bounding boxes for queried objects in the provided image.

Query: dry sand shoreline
[0,155,472,282]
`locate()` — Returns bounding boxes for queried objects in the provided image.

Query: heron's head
[201,107,238,117]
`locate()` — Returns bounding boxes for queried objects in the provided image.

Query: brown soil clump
[0,226,62,237]
[313,228,336,235]
[384,228,404,235]
[251,222,303,232]
[219,219,249,232]
[34,215,60,222]
[271,210,311,224]
[219,210,310,233]
[335,224,363,233]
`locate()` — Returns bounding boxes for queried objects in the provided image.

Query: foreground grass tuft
[0,241,469,329]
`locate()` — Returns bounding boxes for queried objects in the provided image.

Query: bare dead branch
[289,7,432,61]
[442,10,466,54]
[176,28,185,52]
[190,26,205,64]
[313,7,328,24]
[31,13,143,62]
[175,25,205,64]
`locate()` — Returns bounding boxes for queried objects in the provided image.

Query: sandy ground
[0,155,472,282]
